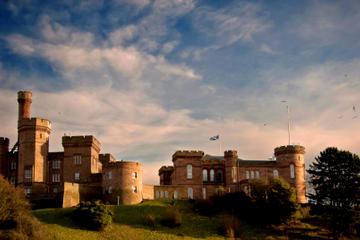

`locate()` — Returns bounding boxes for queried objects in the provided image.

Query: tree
[308,147,360,239]
[249,177,297,225]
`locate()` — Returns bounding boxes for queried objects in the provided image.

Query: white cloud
[162,40,178,54]
[260,43,277,54]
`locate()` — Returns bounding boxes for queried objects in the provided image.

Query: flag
[209,135,219,141]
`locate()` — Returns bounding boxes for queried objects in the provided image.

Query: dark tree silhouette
[308,147,360,239]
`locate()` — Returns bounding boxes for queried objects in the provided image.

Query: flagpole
[287,105,291,145]
[219,135,222,155]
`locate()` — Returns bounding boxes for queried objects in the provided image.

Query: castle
[0,91,306,206]
[0,91,144,207]
[155,146,307,203]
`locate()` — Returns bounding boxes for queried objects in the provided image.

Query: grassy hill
[33,200,333,240]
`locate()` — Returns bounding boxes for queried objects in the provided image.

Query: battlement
[172,150,204,161]
[274,145,306,156]
[0,137,9,145]
[224,150,238,158]
[19,117,51,129]
[17,91,32,102]
[99,153,116,165]
[103,160,142,169]
[62,135,101,151]
[159,166,174,174]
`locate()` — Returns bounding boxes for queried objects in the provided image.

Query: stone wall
[142,184,154,200]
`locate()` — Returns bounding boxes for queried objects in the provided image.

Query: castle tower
[62,136,101,183]
[274,145,306,203]
[0,137,9,177]
[224,150,238,189]
[172,150,204,186]
[17,91,51,192]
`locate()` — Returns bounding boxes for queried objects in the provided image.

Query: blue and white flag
[209,135,219,141]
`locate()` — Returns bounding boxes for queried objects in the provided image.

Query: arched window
[231,168,234,179]
[174,191,178,199]
[290,164,295,178]
[187,164,192,179]
[273,169,279,177]
[156,191,159,199]
[203,169,208,181]
[165,191,168,198]
[255,171,260,179]
[161,190,164,198]
[251,170,255,179]
[202,188,206,199]
[217,169,223,182]
[109,186,112,193]
[246,170,250,179]
[188,188,193,199]
[210,169,215,182]
[244,185,248,193]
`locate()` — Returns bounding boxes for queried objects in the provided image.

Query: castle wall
[142,184,154,200]
[0,137,9,177]
[102,161,142,205]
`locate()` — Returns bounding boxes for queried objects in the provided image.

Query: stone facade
[0,91,144,206]
[157,146,307,203]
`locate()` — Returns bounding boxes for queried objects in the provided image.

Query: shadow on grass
[112,200,222,239]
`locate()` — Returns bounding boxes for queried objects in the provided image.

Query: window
[109,186,112,193]
[251,170,255,179]
[244,185,248,193]
[109,171,112,179]
[202,169,208,181]
[188,187,193,199]
[210,169,215,182]
[217,169,223,182]
[25,169,32,179]
[202,188,206,199]
[273,169,279,177]
[52,174,60,183]
[53,188,58,193]
[290,164,295,179]
[228,187,231,193]
[174,191,178,199]
[132,172,137,179]
[24,188,32,194]
[10,176,16,184]
[165,191,168,198]
[246,170,249,179]
[40,133,42,139]
[156,191,159,199]
[75,172,80,180]
[256,171,260,179]
[231,168,234,179]
[132,186,137,193]
[11,162,16,170]
[74,154,82,165]
[161,190,164,198]
[53,160,60,169]
[187,164,192,179]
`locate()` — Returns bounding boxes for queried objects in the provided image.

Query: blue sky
[1,0,360,184]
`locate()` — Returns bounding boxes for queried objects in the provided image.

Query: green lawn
[33,200,335,240]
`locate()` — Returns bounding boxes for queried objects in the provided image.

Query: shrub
[73,201,113,230]
[161,207,182,227]
[0,175,49,240]
[218,214,242,238]
[144,214,156,228]
[193,199,215,216]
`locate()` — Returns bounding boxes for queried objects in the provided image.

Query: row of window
[156,190,178,199]
[187,164,296,181]
[107,171,137,179]
[107,186,137,193]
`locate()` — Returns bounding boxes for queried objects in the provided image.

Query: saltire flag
[209,135,219,141]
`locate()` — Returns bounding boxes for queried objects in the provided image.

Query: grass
[33,200,347,240]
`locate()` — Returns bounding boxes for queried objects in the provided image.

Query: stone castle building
[0,91,306,206]
[156,146,307,203]
[0,91,144,206]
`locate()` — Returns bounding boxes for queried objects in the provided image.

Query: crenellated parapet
[274,145,305,156]
[159,166,174,175]
[18,118,51,133]
[17,91,32,103]
[62,135,101,152]
[224,150,238,158]
[0,137,9,146]
[172,150,204,161]
[103,160,141,169]
[99,153,116,165]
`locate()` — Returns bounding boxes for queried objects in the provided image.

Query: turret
[274,145,306,203]
[17,91,32,122]
[171,150,204,185]
[224,150,238,185]
[0,137,9,177]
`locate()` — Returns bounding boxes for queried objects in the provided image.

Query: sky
[1,0,360,184]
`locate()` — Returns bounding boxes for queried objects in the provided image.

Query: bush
[0,175,49,240]
[161,207,182,227]
[218,214,242,238]
[73,201,113,230]
[144,214,156,228]
[193,199,215,216]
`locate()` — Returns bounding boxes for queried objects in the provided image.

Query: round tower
[17,91,32,121]
[274,145,306,203]
[0,137,9,177]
